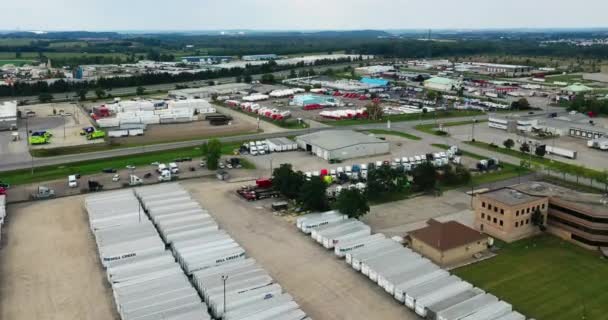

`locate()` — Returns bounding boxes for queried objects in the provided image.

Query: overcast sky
[3,0,608,31]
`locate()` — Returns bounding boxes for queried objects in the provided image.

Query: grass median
[1,142,251,186]
[454,235,608,320]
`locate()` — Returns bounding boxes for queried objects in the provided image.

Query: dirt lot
[182,179,416,320]
[115,117,258,145]
[0,196,117,320]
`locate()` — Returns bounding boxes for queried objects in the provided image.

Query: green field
[1,142,250,186]
[454,235,608,320]
[323,110,485,126]
[0,59,35,66]
[364,129,421,140]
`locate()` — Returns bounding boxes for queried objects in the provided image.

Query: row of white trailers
[86,183,309,320]
[296,211,526,320]
[0,195,5,248]
[85,189,210,320]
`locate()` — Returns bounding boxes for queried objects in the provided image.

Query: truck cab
[250,146,258,156]
[169,162,179,174]
[157,163,167,173]
[68,175,78,188]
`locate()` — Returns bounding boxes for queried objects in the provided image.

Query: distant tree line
[0,57,357,98]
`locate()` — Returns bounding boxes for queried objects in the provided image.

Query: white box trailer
[148,202,202,217]
[100,237,167,267]
[311,219,360,242]
[334,233,386,257]
[362,248,419,278]
[180,247,247,274]
[223,293,294,320]
[209,284,283,318]
[460,301,512,320]
[373,256,430,285]
[299,212,347,234]
[414,281,474,317]
[426,288,485,320]
[436,293,498,320]
[296,210,340,229]
[142,196,193,210]
[393,269,450,302]
[235,301,300,320]
[404,275,462,308]
[494,311,526,320]
[345,239,398,264]
[205,275,274,304]
[272,308,307,320]
[546,145,577,159]
[191,258,258,282]
[379,260,438,291]
[321,224,371,249]
[346,239,403,270]
[352,245,404,271]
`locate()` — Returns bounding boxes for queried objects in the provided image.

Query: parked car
[102,168,117,173]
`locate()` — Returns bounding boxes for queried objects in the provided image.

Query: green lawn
[322,110,485,126]
[454,235,608,320]
[1,142,249,186]
[364,129,421,140]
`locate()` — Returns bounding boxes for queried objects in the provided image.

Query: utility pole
[471,118,476,142]
[221,275,229,315]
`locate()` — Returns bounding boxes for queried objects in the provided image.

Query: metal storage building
[296,130,390,161]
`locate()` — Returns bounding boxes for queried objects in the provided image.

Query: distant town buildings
[242,54,278,61]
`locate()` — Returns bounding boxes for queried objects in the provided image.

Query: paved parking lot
[448,123,608,171]
[0,196,118,320]
[182,179,417,320]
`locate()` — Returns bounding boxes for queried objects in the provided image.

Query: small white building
[0,101,17,131]
[424,77,459,92]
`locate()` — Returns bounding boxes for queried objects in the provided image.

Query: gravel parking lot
[182,179,417,320]
[0,196,118,320]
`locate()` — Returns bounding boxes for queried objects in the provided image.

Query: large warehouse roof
[0,101,17,119]
[297,130,386,151]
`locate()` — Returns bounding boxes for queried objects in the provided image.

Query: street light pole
[221,275,229,315]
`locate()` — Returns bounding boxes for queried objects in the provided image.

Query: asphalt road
[0,110,555,172]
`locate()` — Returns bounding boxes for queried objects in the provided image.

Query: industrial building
[291,94,340,107]
[474,188,549,243]
[296,130,389,161]
[424,77,460,92]
[242,54,278,61]
[408,220,490,267]
[360,77,389,87]
[475,182,608,251]
[355,65,394,76]
[0,100,17,131]
[561,83,593,95]
[455,62,534,77]
[488,114,608,140]
[169,83,251,99]
[181,56,233,64]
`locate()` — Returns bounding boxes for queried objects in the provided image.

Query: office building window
[516,210,519,216]
[482,202,486,208]
[493,218,497,223]
[500,209,504,215]
[515,222,519,227]
[488,204,492,210]
[500,220,503,226]
[527,208,530,214]
[542,203,545,209]
[481,213,485,219]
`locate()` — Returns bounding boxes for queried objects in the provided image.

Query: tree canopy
[335,188,370,220]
